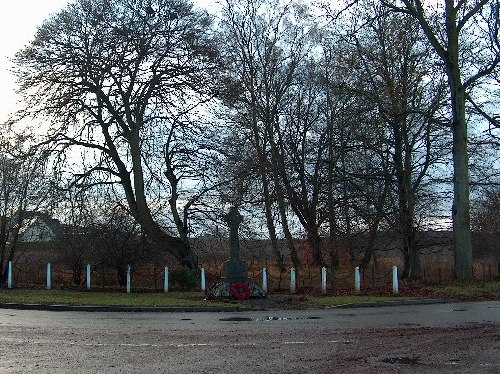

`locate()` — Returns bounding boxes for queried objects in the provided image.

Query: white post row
[201,267,206,292]
[164,266,169,293]
[354,266,361,295]
[290,267,296,293]
[321,267,327,294]
[86,264,91,290]
[262,267,268,293]
[7,261,13,289]
[46,263,52,290]
[392,266,399,295]
[126,265,131,294]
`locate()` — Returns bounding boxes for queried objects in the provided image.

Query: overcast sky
[0,0,71,123]
[0,0,217,124]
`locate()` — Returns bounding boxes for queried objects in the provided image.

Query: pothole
[258,316,322,321]
[398,323,421,327]
[381,357,420,365]
[219,317,253,322]
[219,316,322,322]
[337,313,357,317]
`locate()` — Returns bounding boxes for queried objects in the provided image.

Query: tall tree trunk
[359,217,382,270]
[272,170,300,269]
[395,0,474,280]
[262,173,285,271]
[393,123,421,280]
[327,94,340,271]
[400,204,421,280]
[328,166,339,271]
[165,163,189,246]
[128,130,196,269]
[450,85,473,279]
[307,225,324,266]
[445,1,473,279]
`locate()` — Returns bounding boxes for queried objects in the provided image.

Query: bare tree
[276,59,334,266]
[380,0,500,278]
[57,188,100,285]
[218,0,315,268]
[472,186,500,233]
[0,131,50,284]
[350,4,449,279]
[94,205,150,287]
[14,0,220,269]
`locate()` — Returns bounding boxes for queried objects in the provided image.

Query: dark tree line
[5,0,500,280]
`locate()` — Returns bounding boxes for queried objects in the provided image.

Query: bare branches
[12,0,222,268]
[457,0,490,31]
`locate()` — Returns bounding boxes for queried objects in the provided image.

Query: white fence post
[321,267,327,294]
[392,266,399,295]
[46,263,52,290]
[7,261,13,289]
[201,267,206,292]
[86,264,91,290]
[126,265,131,294]
[262,268,268,293]
[164,266,169,293]
[354,266,361,295]
[290,267,296,293]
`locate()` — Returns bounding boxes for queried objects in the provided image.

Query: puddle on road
[398,323,421,327]
[219,316,322,322]
[219,317,253,322]
[259,316,321,321]
[381,356,420,365]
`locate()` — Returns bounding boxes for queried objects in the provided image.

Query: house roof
[18,212,62,242]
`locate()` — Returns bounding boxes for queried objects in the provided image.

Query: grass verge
[0,289,241,309]
[422,282,500,300]
[0,281,497,309]
[276,281,500,308]
[296,295,420,308]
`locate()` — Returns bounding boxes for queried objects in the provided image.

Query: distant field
[9,232,499,291]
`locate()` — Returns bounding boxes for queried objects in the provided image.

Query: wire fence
[2,257,498,294]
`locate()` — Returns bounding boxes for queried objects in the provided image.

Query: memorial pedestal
[223,258,248,283]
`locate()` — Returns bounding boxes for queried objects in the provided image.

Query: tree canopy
[14,0,221,268]
[7,0,500,278]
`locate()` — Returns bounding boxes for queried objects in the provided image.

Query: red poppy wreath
[230,281,252,300]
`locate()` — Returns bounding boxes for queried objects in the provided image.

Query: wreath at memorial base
[204,290,214,300]
[230,281,252,300]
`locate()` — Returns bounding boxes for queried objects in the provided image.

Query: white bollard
[86,264,91,290]
[47,263,52,290]
[201,267,206,292]
[354,266,361,295]
[126,265,131,294]
[392,266,399,295]
[7,261,13,289]
[164,266,169,293]
[290,267,296,293]
[321,267,327,294]
[262,268,268,293]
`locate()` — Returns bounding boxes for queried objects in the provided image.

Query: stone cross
[224,206,243,260]
[223,206,247,282]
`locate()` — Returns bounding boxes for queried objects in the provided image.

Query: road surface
[0,301,498,373]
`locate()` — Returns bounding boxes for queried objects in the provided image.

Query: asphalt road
[0,301,498,373]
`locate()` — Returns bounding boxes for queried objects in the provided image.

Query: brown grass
[8,239,500,293]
